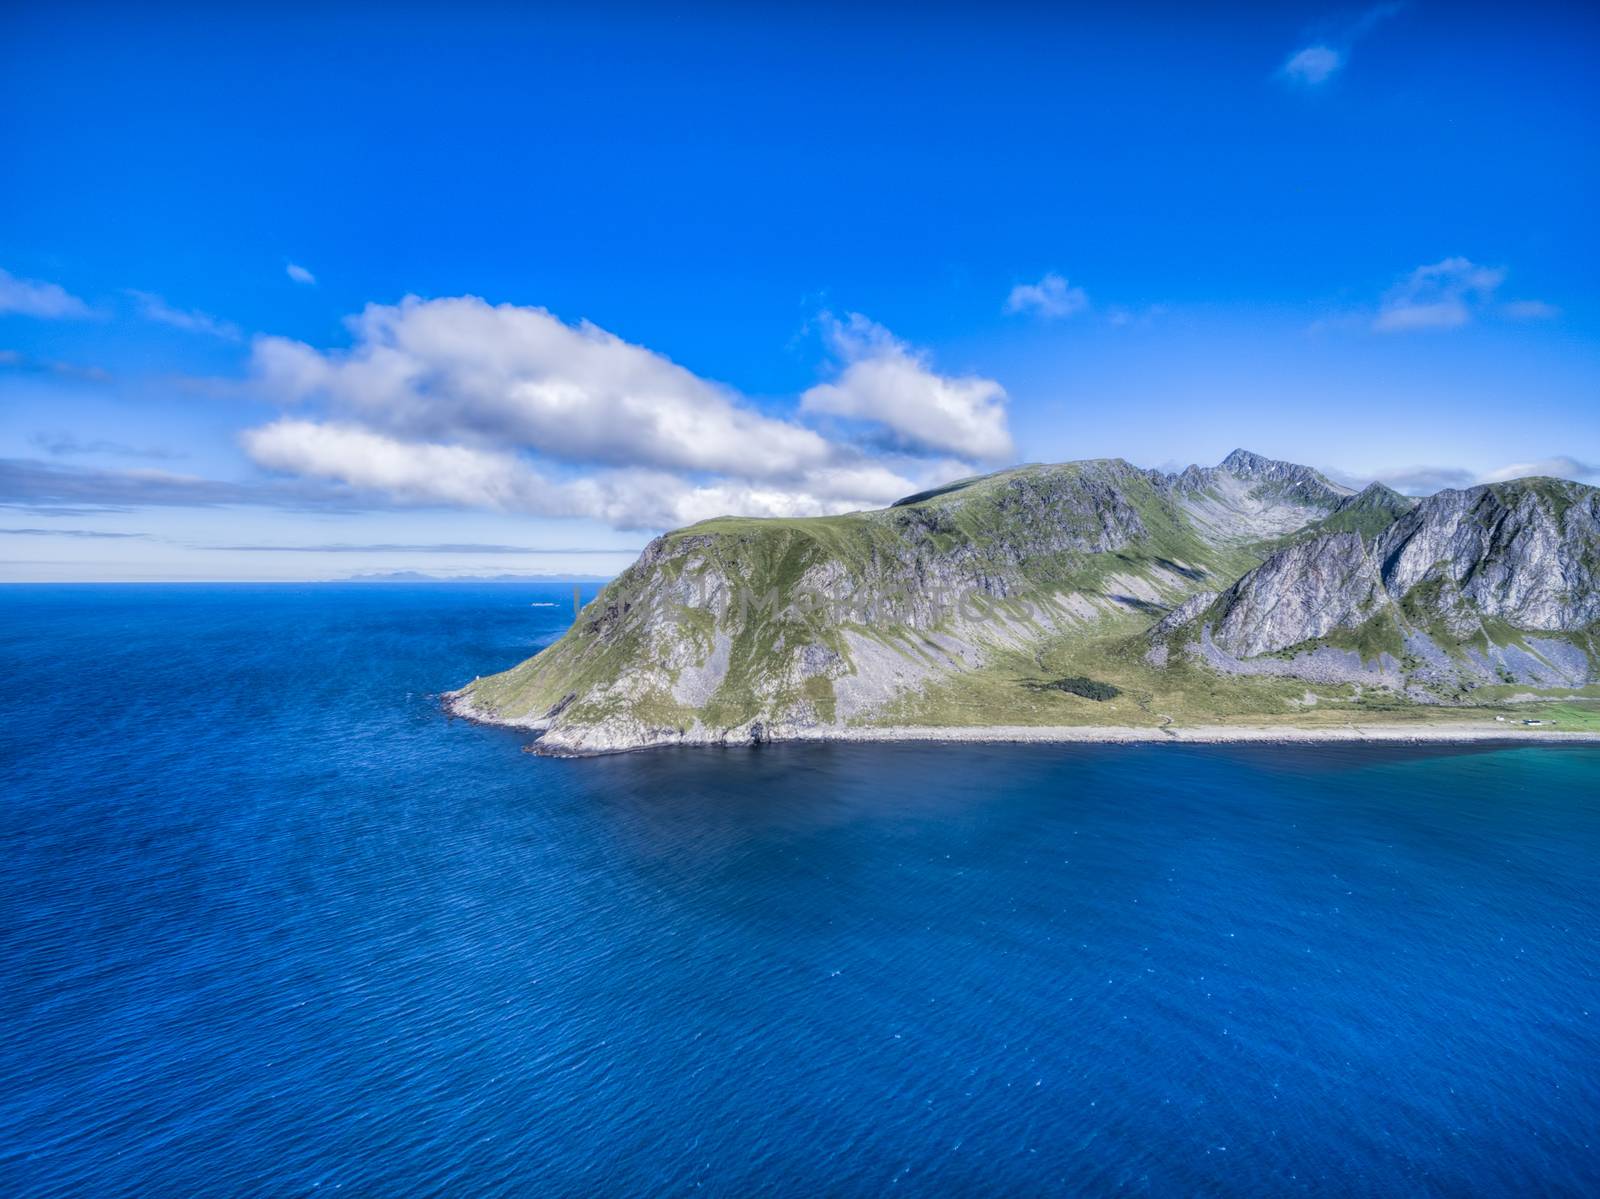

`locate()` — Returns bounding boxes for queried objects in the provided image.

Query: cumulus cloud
[801,313,1012,462]
[240,295,1000,528]
[127,290,241,340]
[1004,273,1089,320]
[250,295,840,480]
[0,268,92,319]
[1373,257,1507,332]
[241,418,922,530]
[286,263,317,285]
[243,420,551,512]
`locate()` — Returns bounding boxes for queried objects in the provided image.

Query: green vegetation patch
[1031,675,1122,701]
[1311,609,1407,665]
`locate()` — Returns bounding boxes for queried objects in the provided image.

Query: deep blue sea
[3,583,1598,1196]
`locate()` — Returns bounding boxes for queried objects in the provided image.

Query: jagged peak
[1216,448,1351,491]
[1307,481,1418,544]
[1336,482,1415,510]
[1401,475,1598,531]
[1219,447,1274,473]
[1161,449,1352,508]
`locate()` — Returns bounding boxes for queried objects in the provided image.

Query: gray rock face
[1162,449,1352,542]
[1211,532,1383,658]
[1189,477,1600,690]
[1200,625,1406,691]
[1382,482,1600,631]
[1151,590,1220,637]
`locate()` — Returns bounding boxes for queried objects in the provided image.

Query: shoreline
[767,722,1600,748]
[443,695,1600,755]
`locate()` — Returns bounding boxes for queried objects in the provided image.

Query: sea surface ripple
[3,583,1598,1196]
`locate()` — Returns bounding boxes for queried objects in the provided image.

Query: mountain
[1310,483,1417,543]
[448,452,1599,752]
[1159,477,1600,698]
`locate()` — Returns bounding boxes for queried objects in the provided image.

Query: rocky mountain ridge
[1163,476,1600,696]
[449,451,1598,752]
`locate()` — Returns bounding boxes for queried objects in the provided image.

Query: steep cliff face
[1384,480,1600,631]
[1210,531,1385,658]
[1181,478,1600,693]
[449,456,1598,751]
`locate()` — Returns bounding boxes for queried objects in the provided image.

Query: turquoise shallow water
[2,583,1598,1196]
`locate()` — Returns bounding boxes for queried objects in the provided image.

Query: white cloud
[1279,4,1403,87]
[241,419,922,530]
[1281,45,1343,85]
[1364,464,1477,493]
[1004,273,1089,320]
[286,263,317,285]
[1317,257,1556,335]
[1337,455,1599,495]
[801,313,1013,462]
[242,295,1011,530]
[1480,456,1599,485]
[1373,257,1506,333]
[0,268,92,319]
[127,290,241,340]
[244,420,551,512]
[251,295,840,480]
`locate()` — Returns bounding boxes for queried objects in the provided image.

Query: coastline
[443,693,1600,755]
[770,722,1600,748]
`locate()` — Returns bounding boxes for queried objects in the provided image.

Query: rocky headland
[447,450,1600,754]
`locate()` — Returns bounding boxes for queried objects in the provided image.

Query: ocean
[3,582,1597,1196]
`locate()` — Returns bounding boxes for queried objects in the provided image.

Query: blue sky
[2,1,1596,580]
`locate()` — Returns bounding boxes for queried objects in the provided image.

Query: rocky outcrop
[1383,480,1600,632]
[1177,477,1600,693]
